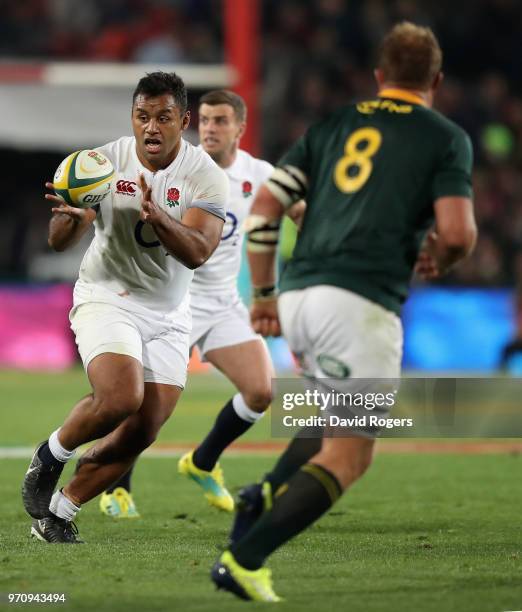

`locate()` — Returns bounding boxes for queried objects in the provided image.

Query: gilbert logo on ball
[54,150,114,209]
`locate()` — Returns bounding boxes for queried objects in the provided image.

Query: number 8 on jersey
[334,127,382,194]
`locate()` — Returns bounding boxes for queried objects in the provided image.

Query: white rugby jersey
[74,136,228,316]
[190,148,273,295]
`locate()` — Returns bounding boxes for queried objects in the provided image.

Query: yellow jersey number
[334,127,382,193]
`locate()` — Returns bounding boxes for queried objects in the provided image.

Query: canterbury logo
[116,180,137,195]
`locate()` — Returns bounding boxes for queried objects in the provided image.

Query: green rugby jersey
[278,89,473,315]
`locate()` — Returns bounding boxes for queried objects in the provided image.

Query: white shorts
[278,285,403,379]
[70,302,190,387]
[190,293,260,360]
[278,286,403,438]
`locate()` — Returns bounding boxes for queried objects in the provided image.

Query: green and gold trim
[378,88,427,106]
[302,463,342,503]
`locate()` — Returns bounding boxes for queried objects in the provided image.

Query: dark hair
[378,22,442,90]
[199,89,247,122]
[133,71,188,113]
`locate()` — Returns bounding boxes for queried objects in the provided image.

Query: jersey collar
[378,88,427,107]
[197,145,245,179]
[222,149,246,180]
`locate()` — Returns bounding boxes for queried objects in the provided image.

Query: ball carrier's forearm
[149,210,216,269]
[138,174,223,270]
[48,206,96,251]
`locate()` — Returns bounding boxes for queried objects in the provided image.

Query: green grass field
[0,369,520,612]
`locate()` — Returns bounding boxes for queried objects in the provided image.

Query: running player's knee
[93,385,144,423]
[242,385,273,413]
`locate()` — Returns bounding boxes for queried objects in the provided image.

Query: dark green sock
[230,463,342,570]
[264,426,323,492]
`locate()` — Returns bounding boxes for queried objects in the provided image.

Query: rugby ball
[53,150,114,208]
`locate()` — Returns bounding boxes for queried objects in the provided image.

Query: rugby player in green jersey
[211,22,477,601]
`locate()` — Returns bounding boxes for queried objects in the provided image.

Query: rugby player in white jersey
[21,72,229,543]
[101,90,292,517]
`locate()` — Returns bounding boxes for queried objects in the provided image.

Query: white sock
[48,429,76,463]
[232,393,265,424]
[49,490,81,521]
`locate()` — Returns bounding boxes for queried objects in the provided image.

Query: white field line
[1,441,521,459]
[0,446,275,459]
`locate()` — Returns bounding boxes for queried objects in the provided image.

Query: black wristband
[252,285,277,300]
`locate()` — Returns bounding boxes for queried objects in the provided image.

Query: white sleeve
[189,165,229,221]
[258,159,275,184]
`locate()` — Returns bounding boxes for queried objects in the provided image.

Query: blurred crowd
[258,0,522,288]
[0,0,223,64]
[2,0,522,287]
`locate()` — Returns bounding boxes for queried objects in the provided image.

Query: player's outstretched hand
[46,182,90,222]
[138,173,164,224]
[415,231,440,280]
[250,298,281,337]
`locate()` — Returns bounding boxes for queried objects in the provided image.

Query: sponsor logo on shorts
[317,354,350,378]
[116,180,137,195]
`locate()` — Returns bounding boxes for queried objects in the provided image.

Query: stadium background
[1,0,521,373]
[0,3,521,611]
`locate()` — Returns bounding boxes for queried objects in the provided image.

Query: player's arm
[138,174,224,269]
[46,182,96,252]
[415,196,477,280]
[285,199,306,229]
[416,128,477,280]
[247,185,285,286]
[247,164,308,336]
